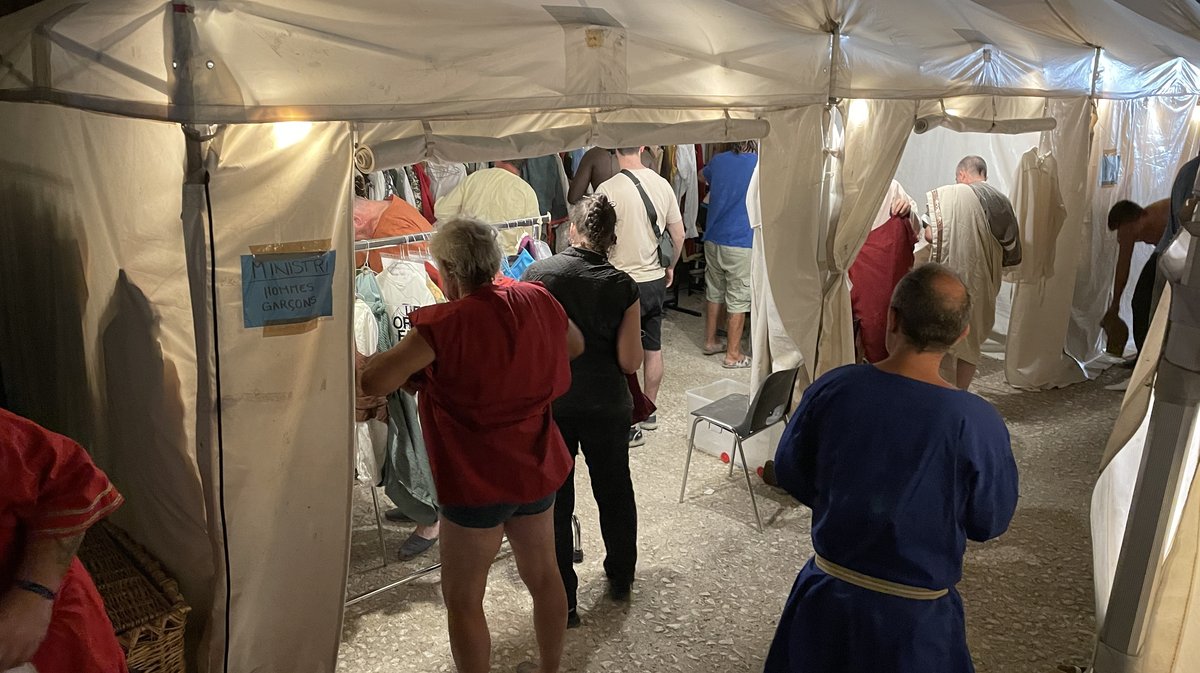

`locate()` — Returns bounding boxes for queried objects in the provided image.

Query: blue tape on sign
[241,251,336,328]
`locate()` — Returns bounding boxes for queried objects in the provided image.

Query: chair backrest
[737,367,801,437]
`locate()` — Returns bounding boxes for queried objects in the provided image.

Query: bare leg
[643,349,665,405]
[725,312,747,362]
[955,359,977,390]
[704,301,724,351]
[439,517,505,673]
[414,521,440,539]
[505,508,567,673]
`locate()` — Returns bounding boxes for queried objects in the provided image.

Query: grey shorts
[440,493,556,529]
[704,242,752,313]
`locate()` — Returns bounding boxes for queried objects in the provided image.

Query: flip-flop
[398,532,437,561]
[702,343,727,356]
[722,356,752,369]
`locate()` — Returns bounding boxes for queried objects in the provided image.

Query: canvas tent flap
[4,1,1200,125]
[199,121,355,673]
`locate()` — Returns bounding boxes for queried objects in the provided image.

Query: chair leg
[728,432,737,477]
[736,438,763,533]
[680,417,702,503]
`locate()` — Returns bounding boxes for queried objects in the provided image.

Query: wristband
[13,579,56,601]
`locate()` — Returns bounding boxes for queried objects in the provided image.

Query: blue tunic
[764,365,1018,673]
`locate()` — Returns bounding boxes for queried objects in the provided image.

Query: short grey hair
[956,155,988,179]
[429,217,502,289]
[890,263,972,353]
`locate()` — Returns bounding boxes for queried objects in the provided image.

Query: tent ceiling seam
[1041,0,1093,48]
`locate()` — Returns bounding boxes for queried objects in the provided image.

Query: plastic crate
[686,378,784,470]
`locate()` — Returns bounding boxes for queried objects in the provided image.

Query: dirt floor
[338,294,1122,672]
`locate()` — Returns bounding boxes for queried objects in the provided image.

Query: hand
[665,267,675,289]
[890,197,912,218]
[0,589,54,670]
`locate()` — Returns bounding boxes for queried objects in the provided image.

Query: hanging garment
[378,258,440,343]
[849,215,918,363]
[353,294,387,486]
[521,155,570,220]
[401,166,422,213]
[358,271,439,525]
[424,160,468,201]
[672,144,700,238]
[354,196,434,271]
[927,184,1003,366]
[1006,148,1067,282]
[412,163,436,223]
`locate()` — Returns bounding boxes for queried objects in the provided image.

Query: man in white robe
[923,156,1021,389]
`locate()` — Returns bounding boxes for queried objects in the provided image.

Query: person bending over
[765,263,1018,673]
[523,194,645,627]
[1102,198,1170,355]
[363,218,584,673]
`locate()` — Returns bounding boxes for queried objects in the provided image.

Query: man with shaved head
[765,263,1019,673]
[921,155,1021,389]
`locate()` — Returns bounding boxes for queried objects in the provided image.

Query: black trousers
[1132,252,1160,353]
[553,414,638,611]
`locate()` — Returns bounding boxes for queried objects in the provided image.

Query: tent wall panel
[0,102,216,653]
[201,121,355,673]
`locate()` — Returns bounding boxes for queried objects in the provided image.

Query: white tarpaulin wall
[1068,96,1200,367]
[3,1,1200,673]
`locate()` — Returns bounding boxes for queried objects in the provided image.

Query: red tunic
[0,409,126,673]
[411,282,573,507]
[849,216,918,363]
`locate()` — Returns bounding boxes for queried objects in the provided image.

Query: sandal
[702,343,727,356]
[722,356,752,369]
[398,532,438,561]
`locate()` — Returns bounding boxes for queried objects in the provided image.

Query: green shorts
[704,242,752,313]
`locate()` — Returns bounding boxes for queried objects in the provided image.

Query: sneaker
[639,414,658,431]
[628,428,645,448]
[567,609,582,629]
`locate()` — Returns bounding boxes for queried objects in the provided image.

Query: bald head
[890,263,972,353]
[956,155,988,184]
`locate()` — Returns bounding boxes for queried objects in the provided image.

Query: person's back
[596,166,679,283]
[411,281,572,506]
[702,149,757,248]
[766,263,1018,673]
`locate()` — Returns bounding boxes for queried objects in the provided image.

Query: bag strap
[621,169,663,240]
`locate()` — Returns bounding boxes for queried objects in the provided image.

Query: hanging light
[847,99,870,126]
[273,121,313,149]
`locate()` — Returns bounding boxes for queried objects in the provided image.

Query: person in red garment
[849,180,921,363]
[0,409,126,673]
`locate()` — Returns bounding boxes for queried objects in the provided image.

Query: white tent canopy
[3,2,1200,673]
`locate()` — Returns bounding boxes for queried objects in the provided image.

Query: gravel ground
[338,296,1121,672]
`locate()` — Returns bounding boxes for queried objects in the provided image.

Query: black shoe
[567,609,582,629]
[610,582,632,602]
[384,507,413,523]
[762,460,779,488]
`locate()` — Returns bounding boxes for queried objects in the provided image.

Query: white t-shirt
[597,168,683,283]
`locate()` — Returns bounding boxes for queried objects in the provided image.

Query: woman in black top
[523,194,644,627]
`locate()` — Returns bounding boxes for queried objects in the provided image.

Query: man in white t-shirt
[596,147,685,447]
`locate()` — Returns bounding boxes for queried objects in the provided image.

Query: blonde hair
[429,218,502,289]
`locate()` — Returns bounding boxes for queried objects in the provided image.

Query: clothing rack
[353,213,550,253]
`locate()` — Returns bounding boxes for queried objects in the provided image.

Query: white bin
[685,378,785,470]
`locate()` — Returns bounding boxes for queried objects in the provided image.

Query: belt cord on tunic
[814,554,949,601]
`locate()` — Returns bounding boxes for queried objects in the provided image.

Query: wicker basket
[78,522,191,673]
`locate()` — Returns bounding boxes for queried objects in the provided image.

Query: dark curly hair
[570,193,618,256]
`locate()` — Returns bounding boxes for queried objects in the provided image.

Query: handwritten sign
[241,251,336,328]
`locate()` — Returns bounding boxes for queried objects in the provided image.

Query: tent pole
[1094,180,1200,670]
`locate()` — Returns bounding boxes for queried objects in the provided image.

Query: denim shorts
[440,493,556,529]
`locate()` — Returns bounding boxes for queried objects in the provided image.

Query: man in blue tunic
[765,263,1019,673]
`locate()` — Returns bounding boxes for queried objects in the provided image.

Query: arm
[1107,232,1135,316]
[567,154,594,205]
[361,328,436,397]
[773,387,821,508]
[963,416,1019,542]
[616,300,645,375]
[0,534,83,669]
[664,217,686,288]
[566,319,585,360]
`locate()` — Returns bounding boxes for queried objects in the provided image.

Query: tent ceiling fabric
[2,0,1200,123]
